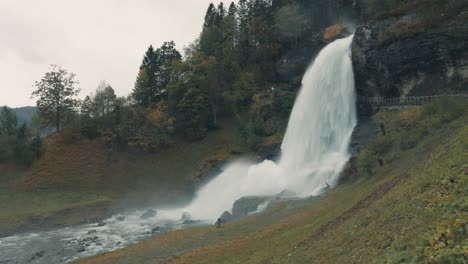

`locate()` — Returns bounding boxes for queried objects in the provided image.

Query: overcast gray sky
[0,0,231,107]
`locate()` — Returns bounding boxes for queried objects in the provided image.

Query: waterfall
[178,35,357,220]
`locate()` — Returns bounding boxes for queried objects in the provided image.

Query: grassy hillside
[77,98,467,264]
[0,119,249,236]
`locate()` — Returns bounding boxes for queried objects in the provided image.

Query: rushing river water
[0,35,356,264]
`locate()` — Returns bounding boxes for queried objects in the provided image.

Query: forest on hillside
[0,0,358,165]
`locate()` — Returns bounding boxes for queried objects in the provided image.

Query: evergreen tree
[203,3,218,29]
[32,65,81,132]
[133,68,151,105]
[0,106,18,136]
[225,2,238,48]
[154,41,182,101]
[237,0,252,66]
[215,2,226,25]
[132,46,158,106]
[133,42,181,106]
[228,2,237,17]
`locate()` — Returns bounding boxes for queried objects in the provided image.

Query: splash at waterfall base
[176,35,357,222]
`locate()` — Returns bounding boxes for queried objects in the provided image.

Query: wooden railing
[357,94,468,106]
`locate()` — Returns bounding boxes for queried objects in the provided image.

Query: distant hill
[13,106,37,126]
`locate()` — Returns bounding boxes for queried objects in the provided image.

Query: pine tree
[154,41,182,101]
[132,46,158,106]
[0,106,18,136]
[228,2,237,17]
[215,2,226,25]
[203,3,217,30]
[237,0,252,66]
[133,43,181,106]
[133,68,151,106]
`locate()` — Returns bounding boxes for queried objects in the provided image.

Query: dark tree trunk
[56,107,60,132]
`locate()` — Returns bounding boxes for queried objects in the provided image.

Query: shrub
[422,97,467,125]
[370,137,393,155]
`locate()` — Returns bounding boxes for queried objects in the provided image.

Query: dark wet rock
[151,226,161,234]
[219,211,233,223]
[30,250,46,261]
[349,118,378,155]
[97,220,106,227]
[116,216,126,221]
[183,219,200,225]
[181,212,191,221]
[77,246,86,252]
[180,212,200,224]
[140,209,158,219]
[87,229,97,235]
[232,196,271,219]
[352,2,468,99]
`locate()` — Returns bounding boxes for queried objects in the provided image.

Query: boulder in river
[97,220,106,227]
[151,226,160,234]
[232,196,271,219]
[140,209,157,219]
[181,212,191,221]
[219,211,233,223]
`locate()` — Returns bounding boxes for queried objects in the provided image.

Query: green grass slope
[77,98,467,264]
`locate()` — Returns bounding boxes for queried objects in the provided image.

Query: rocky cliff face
[352,0,468,98]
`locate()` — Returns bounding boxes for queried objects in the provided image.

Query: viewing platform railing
[357,94,468,106]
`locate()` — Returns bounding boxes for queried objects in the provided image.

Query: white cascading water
[0,35,357,264]
[170,34,357,220]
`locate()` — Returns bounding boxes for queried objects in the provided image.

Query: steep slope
[77,99,467,263]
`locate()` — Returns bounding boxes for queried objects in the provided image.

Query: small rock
[151,226,161,234]
[77,246,86,252]
[116,216,126,221]
[219,211,233,223]
[140,209,158,219]
[97,220,106,227]
[183,219,200,225]
[181,212,191,221]
[87,230,97,235]
[30,250,46,260]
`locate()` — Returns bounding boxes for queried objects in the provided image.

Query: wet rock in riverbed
[116,216,126,221]
[181,212,191,221]
[97,220,106,227]
[30,250,46,261]
[219,211,233,223]
[87,229,97,235]
[151,226,160,234]
[232,196,270,219]
[183,219,200,225]
[140,209,157,219]
[77,246,86,252]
